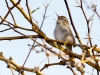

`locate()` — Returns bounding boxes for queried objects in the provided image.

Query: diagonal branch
[64,0,82,45]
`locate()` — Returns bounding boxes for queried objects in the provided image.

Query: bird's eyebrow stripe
[61,16,67,21]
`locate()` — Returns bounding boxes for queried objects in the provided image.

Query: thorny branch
[0,52,45,75]
[0,0,100,75]
[80,0,99,75]
[64,0,100,74]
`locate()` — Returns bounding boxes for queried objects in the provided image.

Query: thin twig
[64,0,82,45]
[0,0,20,25]
[5,0,16,25]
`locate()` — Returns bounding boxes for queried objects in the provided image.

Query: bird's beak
[55,12,59,18]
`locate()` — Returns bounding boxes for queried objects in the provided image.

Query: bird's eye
[61,16,67,21]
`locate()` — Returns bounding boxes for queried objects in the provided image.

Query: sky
[0,0,100,75]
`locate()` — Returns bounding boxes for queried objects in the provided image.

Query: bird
[54,13,75,51]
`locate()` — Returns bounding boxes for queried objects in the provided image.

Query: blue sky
[0,0,100,75]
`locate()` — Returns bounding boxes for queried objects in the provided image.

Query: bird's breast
[54,25,73,43]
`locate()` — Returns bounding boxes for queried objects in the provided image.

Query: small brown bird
[54,14,75,51]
